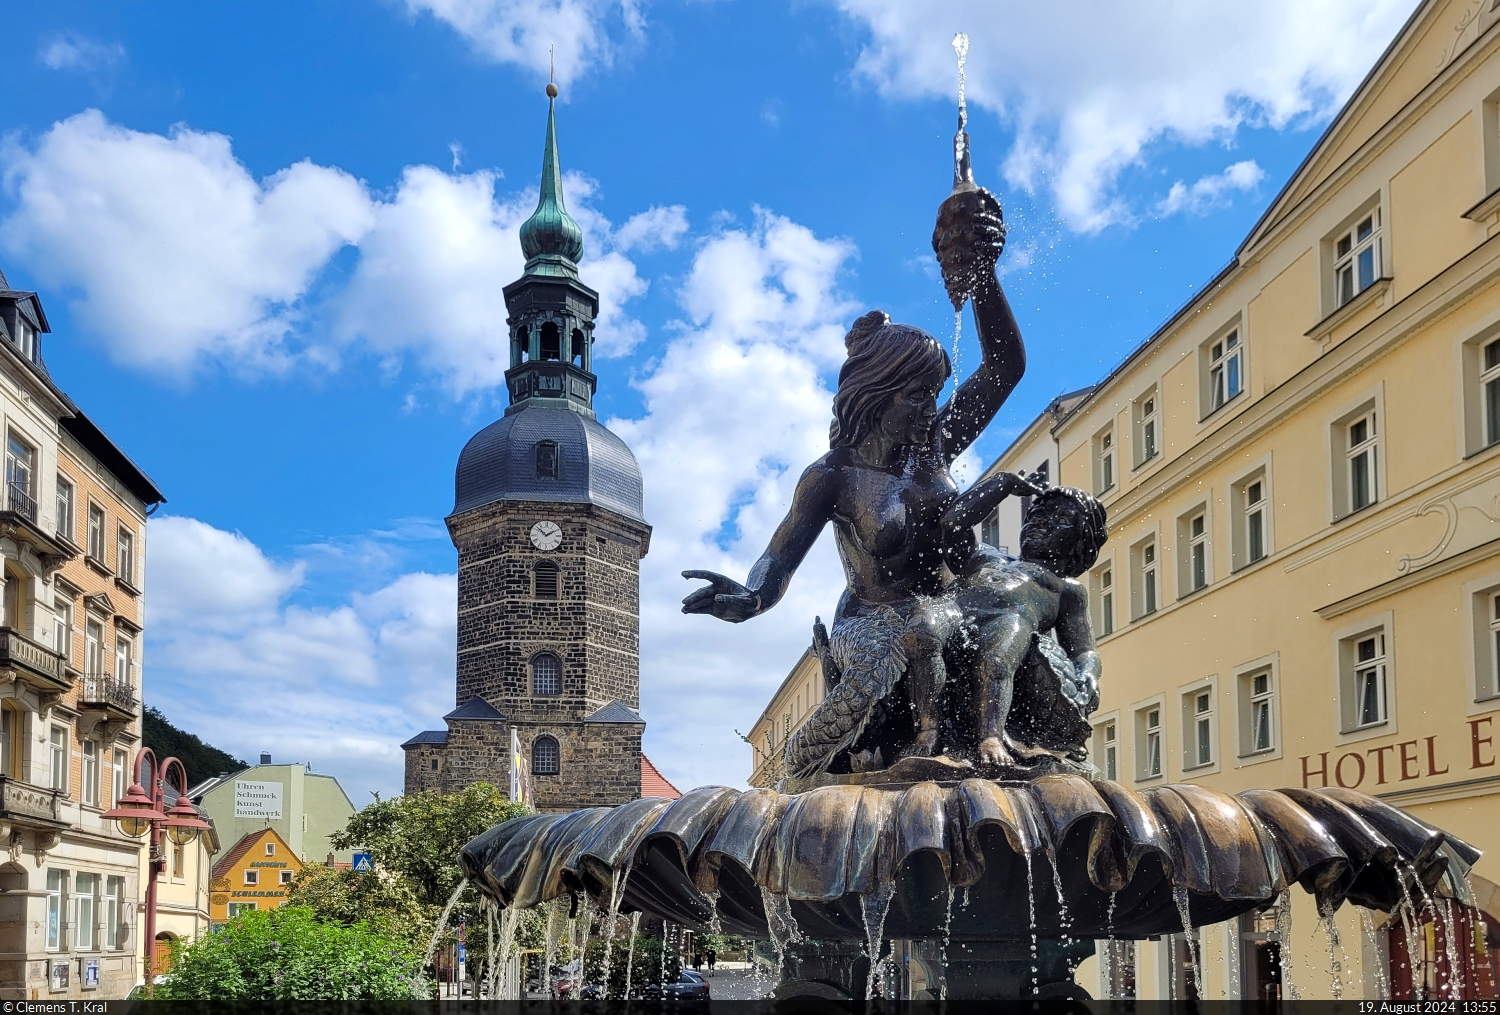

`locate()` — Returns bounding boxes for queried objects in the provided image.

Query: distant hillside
[142,706,248,788]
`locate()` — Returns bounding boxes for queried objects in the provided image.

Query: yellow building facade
[974,0,1500,997]
[747,649,824,788]
[209,828,302,924]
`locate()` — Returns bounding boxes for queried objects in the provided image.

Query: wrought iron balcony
[0,627,71,692]
[5,482,36,523]
[0,775,66,828]
[80,670,138,717]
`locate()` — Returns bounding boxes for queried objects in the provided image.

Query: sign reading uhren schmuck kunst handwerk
[234,780,284,819]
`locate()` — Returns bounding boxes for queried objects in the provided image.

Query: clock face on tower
[529,520,563,551]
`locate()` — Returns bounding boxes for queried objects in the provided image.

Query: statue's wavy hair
[1026,486,1108,577]
[829,310,951,449]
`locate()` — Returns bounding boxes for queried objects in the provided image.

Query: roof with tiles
[640,755,680,799]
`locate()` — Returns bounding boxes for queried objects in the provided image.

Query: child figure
[900,474,1108,766]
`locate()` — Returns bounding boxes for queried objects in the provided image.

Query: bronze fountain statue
[459,112,1481,1001]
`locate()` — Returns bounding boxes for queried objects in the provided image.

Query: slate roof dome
[453,407,645,523]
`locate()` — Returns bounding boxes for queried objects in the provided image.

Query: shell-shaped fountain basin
[459,775,1479,942]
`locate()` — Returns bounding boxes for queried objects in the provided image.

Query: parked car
[641,969,711,1003]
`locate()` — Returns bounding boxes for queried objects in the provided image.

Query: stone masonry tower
[402,86,652,812]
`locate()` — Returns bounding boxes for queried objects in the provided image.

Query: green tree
[156,906,426,1000]
[331,782,528,907]
[584,935,679,994]
[285,865,429,952]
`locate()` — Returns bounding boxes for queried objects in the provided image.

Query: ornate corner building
[402,91,654,813]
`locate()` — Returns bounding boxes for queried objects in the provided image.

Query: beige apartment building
[0,266,165,998]
[973,0,1500,998]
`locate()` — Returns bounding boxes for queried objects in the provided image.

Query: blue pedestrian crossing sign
[352,852,374,873]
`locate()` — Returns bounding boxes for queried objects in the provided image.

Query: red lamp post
[101,748,209,983]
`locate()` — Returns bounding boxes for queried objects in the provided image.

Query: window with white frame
[1238,667,1276,756]
[1203,329,1243,416]
[244,868,259,886]
[1133,389,1160,467]
[48,726,66,791]
[1093,425,1116,494]
[1183,686,1214,769]
[1231,469,1270,570]
[86,620,104,677]
[53,597,72,659]
[1131,537,1158,619]
[1091,563,1115,637]
[1136,705,1163,780]
[46,870,66,951]
[1346,411,1378,513]
[1340,629,1389,732]
[111,749,127,808]
[13,318,37,361]
[82,739,100,807]
[1483,337,1500,450]
[979,510,1003,550]
[105,876,123,949]
[280,869,294,885]
[1333,207,1382,308]
[1482,591,1500,702]
[75,872,96,950]
[117,528,135,586]
[87,504,105,562]
[227,902,258,917]
[1178,508,1209,595]
[265,841,276,856]
[5,431,35,504]
[1092,719,1118,780]
[115,634,134,685]
[55,476,74,542]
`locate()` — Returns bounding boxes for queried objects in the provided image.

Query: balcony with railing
[0,627,71,692]
[80,668,138,718]
[0,775,66,829]
[0,482,75,566]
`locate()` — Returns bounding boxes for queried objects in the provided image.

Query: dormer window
[536,441,559,479]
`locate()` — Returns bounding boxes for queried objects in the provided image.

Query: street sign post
[352,852,374,873]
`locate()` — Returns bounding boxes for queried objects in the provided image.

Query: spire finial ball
[546,82,559,98]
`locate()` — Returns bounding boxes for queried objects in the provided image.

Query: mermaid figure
[683,190,1071,778]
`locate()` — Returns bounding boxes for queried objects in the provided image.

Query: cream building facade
[0,266,165,999]
[975,0,1500,997]
[144,784,218,974]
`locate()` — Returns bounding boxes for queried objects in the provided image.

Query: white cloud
[0,110,374,376]
[611,209,858,791]
[1156,160,1266,217]
[402,0,645,85]
[832,1,1415,231]
[146,516,457,800]
[0,111,658,387]
[37,34,125,72]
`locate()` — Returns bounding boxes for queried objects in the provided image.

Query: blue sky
[0,0,1417,801]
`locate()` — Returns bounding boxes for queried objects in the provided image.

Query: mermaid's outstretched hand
[681,570,759,623]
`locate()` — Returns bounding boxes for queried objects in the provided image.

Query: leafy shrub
[155,906,427,1000]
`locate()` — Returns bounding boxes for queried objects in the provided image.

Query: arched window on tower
[533,560,559,600]
[514,326,529,363]
[571,329,586,367]
[532,735,560,775]
[535,441,559,479]
[532,653,561,696]
[540,322,561,361]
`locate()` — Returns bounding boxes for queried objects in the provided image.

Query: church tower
[402,85,652,812]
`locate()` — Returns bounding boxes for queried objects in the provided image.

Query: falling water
[1023,850,1038,995]
[1467,868,1500,995]
[578,896,596,991]
[623,911,641,1000]
[705,890,723,936]
[542,897,562,998]
[1438,897,1463,1000]
[1273,889,1301,1000]
[1405,863,1461,1000]
[660,920,669,988]
[424,879,470,967]
[1315,899,1345,1000]
[1048,851,1073,954]
[1395,885,1424,999]
[484,901,499,999]
[1359,907,1392,998]
[1106,891,1118,940]
[962,886,971,910]
[601,869,625,997]
[860,882,897,999]
[493,906,521,999]
[1171,882,1205,1000]
[760,887,803,981]
[951,310,963,388]
[939,886,954,1001]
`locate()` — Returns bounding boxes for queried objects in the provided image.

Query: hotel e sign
[234,781,284,819]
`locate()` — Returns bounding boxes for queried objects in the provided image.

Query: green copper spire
[518,83,585,277]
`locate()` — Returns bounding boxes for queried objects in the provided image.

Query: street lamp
[102,748,209,983]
